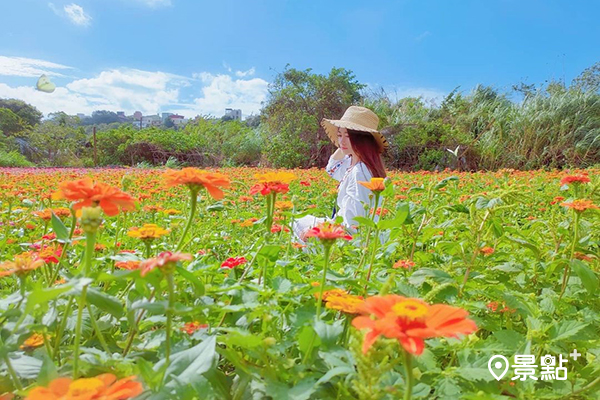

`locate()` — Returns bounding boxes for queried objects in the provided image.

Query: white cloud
[132,0,172,8]
[0,56,73,77]
[0,57,268,118]
[235,67,255,77]
[415,31,432,42]
[183,72,269,118]
[63,4,92,26]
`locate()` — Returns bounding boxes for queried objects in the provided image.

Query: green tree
[28,121,87,166]
[0,108,28,137]
[0,98,43,127]
[262,65,365,167]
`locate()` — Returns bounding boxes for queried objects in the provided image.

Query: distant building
[141,114,162,128]
[116,111,127,122]
[168,114,188,128]
[133,111,143,121]
[224,108,242,121]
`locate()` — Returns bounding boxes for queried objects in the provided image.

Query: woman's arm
[326,150,351,182]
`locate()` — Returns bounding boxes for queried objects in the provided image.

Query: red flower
[220,256,247,269]
[139,251,192,277]
[560,175,590,186]
[304,221,352,243]
[181,321,208,335]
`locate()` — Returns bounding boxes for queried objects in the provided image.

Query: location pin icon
[488,355,509,381]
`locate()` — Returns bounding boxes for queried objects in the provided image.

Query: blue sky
[0,0,598,119]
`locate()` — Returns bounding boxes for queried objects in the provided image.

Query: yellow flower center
[392,300,428,320]
[67,378,104,396]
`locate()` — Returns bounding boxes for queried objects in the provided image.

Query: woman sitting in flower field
[293,106,388,243]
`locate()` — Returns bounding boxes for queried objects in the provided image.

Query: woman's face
[337,127,354,157]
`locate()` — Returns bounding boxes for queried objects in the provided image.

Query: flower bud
[80,206,103,233]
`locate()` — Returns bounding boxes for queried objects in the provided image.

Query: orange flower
[25,373,143,400]
[53,178,137,217]
[315,289,365,314]
[181,321,208,335]
[480,246,495,256]
[0,252,45,277]
[139,251,192,277]
[560,199,599,212]
[560,175,590,186]
[115,260,141,270]
[393,259,415,269]
[249,171,297,196]
[20,333,47,350]
[351,295,477,355]
[162,168,231,199]
[304,221,352,244]
[358,177,386,193]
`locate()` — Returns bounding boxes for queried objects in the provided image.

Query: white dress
[292,154,382,243]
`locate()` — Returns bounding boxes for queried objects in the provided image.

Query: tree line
[1,62,599,170]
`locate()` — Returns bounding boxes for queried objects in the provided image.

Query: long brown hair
[348,129,387,178]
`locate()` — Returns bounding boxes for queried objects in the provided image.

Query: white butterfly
[36,74,56,93]
[446,145,460,157]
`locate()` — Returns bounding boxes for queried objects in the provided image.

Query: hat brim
[321,118,389,153]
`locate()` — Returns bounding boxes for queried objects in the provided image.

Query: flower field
[0,166,598,399]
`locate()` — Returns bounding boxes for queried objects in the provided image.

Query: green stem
[144,240,152,259]
[363,228,381,295]
[165,273,175,369]
[315,245,332,321]
[86,303,111,354]
[72,285,87,378]
[53,296,74,364]
[122,288,156,356]
[559,211,580,300]
[403,350,414,400]
[302,244,332,365]
[2,352,22,391]
[176,190,198,252]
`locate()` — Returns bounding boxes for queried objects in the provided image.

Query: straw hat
[321,106,388,153]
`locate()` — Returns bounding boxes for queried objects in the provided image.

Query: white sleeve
[337,169,375,230]
[325,154,351,182]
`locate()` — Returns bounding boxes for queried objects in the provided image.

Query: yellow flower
[163,208,181,215]
[254,171,297,185]
[275,201,294,210]
[0,252,45,277]
[20,333,47,350]
[127,224,170,240]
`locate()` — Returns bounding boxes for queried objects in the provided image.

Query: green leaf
[206,202,225,212]
[506,235,541,259]
[177,266,205,296]
[298,325,320,356]
[154,335,217,388]
[434,176,458,190]
[456,367,497,382]
[378,204,410,229]
[313,319,344,347]
[37,353,58,386]
[550,320,589,342]
[85,288,123,318]
[25,281,73,315]
[265,377,317,400]
[352,216,376,228]
[257,245,281,262]
[51,211,70,243]
[570,259,599,295]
